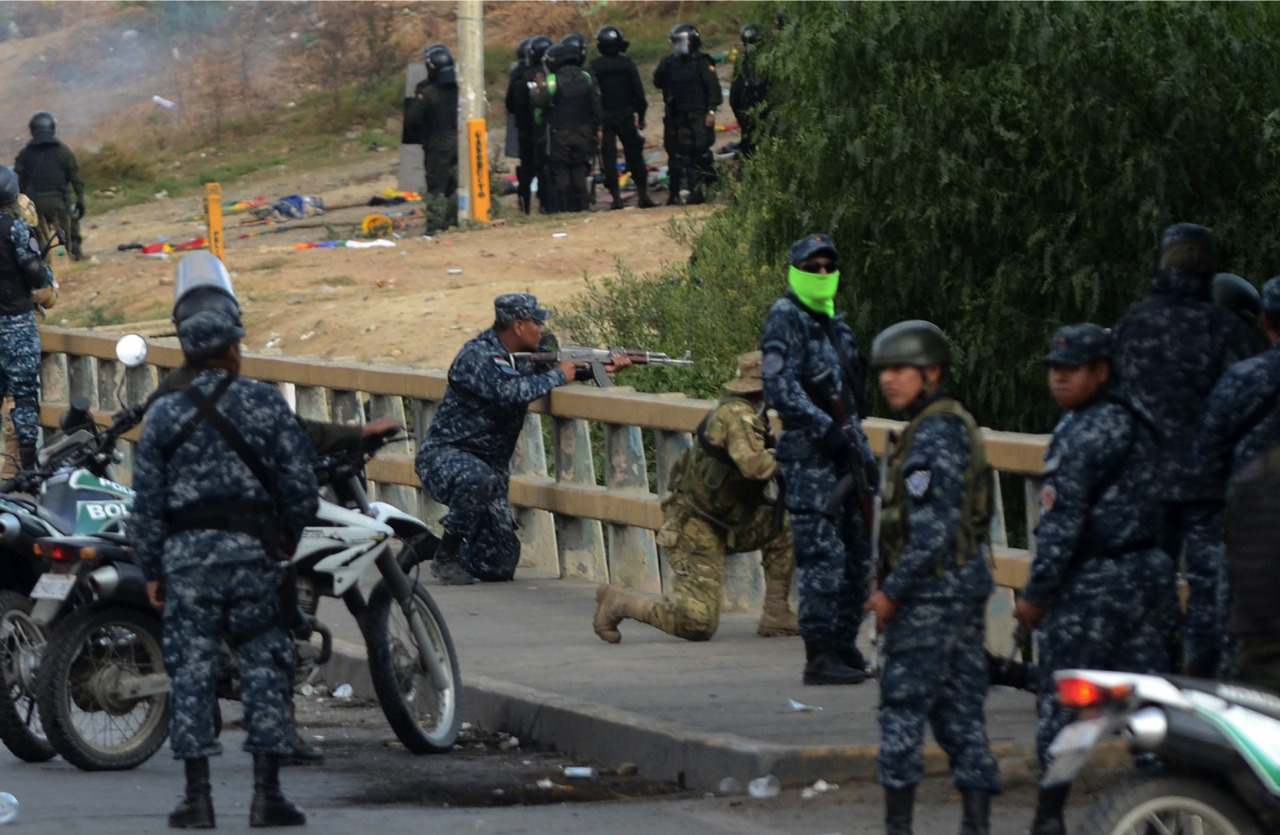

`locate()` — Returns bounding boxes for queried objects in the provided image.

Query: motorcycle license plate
[1043,717,1108,785]
[30,573,76,601]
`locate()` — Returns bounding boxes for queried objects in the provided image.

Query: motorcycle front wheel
[36,604,169,771]
[0,590,54,761]
[363,579,461,753]
[1079,773,1264,835]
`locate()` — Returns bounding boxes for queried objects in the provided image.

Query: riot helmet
[560,33,588,64]
[740,23,761,46]
[423,43,457,85]
[28,111,55,139]
[1158,222,1218,275]
[527,35,553,68]
[543,43,580,73]
[172,252,242,327]
[870,320,951,370]
[595,25,628,55]
[669,23,701,56]
[516,38,532,64]
[1212,272,1262,327]
[0,167,19,206]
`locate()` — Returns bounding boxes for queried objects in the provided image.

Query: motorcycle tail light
[34,542,96,563]
[1058,677,1133,709]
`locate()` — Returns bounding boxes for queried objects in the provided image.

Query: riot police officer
[503,38,532,171]
[590,25,655,210]
[866,320,999,835]
[729,22,770,159]
[652,23,722,205]
[133,305,318,828]
[0,166,53,472]
[531,43,601,213]
[760,234,875,686]
[510,35,554,214]
[14,112,85,261]
[403,44,459,233]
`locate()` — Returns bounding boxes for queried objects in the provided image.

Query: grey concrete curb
[319,642,1093,793]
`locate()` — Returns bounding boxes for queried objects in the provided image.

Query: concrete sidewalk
[320,577,1046,792]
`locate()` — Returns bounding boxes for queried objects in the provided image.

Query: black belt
[166,502,279,556]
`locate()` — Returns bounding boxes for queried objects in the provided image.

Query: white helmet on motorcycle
[172,251,241,327]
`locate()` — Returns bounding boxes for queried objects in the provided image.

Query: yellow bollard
[467,118,490,224]
[204,183,225,263]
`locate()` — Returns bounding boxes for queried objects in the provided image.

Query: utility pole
[456,0,485,223]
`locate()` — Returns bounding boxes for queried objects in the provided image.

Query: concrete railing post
[604,422,659,592]
[412,399,445,531]
[652,428,690,594]
[511,413,558,576]
[368,393,416,515]
[554,417,607,581]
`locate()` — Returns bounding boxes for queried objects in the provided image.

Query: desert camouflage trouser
[651,503,792,641]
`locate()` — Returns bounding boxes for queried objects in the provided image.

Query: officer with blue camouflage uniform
[864,320,999,835]
[1112,222,1256,677]
[0,165,53,472]
[417,293,629,584]
[1015,324,1174,835]
[761,234,875,686]
[133,308,318,829]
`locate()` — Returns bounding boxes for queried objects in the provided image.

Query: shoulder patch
[1041,484,1057,512]
[904,467,931,500]
[761,351,785,377]
[492,355,520,376]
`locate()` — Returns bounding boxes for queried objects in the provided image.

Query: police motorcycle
[27,390,461,770]
[0,335,152,763]
[1041,668,1280,834]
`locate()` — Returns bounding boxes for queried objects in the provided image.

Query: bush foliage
[562,1,1280,432]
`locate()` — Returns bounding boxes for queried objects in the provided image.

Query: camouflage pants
[418,447,520,582]
[163,561,293,759]
[878,598,999,792]
[1034,549,1175,769]
[651,504,793,641]
[0,312,41,448]
[1164,501,1222,676]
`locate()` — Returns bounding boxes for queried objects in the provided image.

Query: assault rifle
[821,394,876,537]
[511,347,693,388]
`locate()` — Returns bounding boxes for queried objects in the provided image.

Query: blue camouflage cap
[788,233,839,265]
[494,293,552,324]
[178,309,245,360]
[1264,277,1280,314]
[1043,323,1113,367]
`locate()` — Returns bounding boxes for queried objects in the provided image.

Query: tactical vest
[592,56,636,112]
[545,68,595,131]
[668,399,770,534]
[662,56,707,114]
[0,212,34,317]
[880,397,994,576]
[1225,444,1280,636]
[21,142,67,196]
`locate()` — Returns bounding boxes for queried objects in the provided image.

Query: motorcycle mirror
[115,334,148,368]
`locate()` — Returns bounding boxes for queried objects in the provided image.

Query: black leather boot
[169,757,214,829]
[665,168,683,205]
[987,650,1038,692]
[1029,783,1070,835]
[18,446,35,472]
[803,643,866,685]
[250,754,306,827]
[429,532,476,586]
[885,785,914,835]
[959,789,992,835]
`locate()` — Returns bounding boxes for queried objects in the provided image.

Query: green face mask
[788,265,840,316]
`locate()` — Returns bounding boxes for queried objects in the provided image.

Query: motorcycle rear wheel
[36,604,169,771]
[363,579,461,753]
[1079,773,1264,835]
[0,590,54,762]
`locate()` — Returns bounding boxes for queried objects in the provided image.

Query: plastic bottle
[0,792,18,823]
[747,774,781,798]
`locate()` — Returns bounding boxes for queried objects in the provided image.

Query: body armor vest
[21,142,67,195]
[879,397,993,576]
[593,56,636,111]
[669,398,770,534]
[663,56,707,113]
[545,67,594,130]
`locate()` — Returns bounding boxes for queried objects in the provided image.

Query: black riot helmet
[669,23,701,55]
[1212,273,1262,328]
[516,38,532,63]
[740,23,761,46]
[527,34,553,68]
[28,111,55,139]
[595,25,629,55]
[172,252,242,327]
[423,43,457,85]
[543,43,580,73]
[560,32,588,64]
[870,320,952,370]
[0,167,18,206]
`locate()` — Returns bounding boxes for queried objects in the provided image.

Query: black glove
[73,203,85,221]
[822,421,854,464]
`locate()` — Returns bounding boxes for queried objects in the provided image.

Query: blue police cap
[1043,323,1113,367]
[178,309,245,360]
[788,233,839,265]
[494,293,552,324]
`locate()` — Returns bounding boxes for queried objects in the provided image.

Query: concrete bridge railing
[36,328,1050,650]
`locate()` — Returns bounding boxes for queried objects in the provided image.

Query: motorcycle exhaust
[86,565,121,598]
[1126,706,1241,771]
[0,513,21,544]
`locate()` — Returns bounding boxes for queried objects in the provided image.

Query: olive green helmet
[870,320,951,369]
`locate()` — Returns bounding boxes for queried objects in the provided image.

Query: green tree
[563,1,1280,432]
